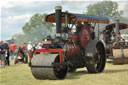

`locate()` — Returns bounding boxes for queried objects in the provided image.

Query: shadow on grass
[66,68,128,79]
[66,70,89,79]
[104,69,128,74]
[107,60,113,64]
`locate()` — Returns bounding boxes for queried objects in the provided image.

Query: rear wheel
[86,42,106,73]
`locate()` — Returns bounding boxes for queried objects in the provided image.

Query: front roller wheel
[31,54,68,80]
[86,42,106,73]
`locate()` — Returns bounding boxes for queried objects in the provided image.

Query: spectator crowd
[0,40,45,68]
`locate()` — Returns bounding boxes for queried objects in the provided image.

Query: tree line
[13,1,128,45]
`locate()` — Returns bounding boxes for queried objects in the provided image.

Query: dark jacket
[0,44,5,54]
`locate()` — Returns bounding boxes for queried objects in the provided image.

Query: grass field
[0,59,128,85]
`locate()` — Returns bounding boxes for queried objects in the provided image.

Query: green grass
[0,59,128,85]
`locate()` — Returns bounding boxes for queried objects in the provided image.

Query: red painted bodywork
[34,49,64,63]
[80,24,91,49]
[43,41,52,44]
[68,33,78,42]
[66,44,80,56]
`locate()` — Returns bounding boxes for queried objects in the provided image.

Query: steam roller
[102,19,128,64]
[29,6,109,80]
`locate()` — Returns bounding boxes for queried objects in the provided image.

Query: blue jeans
[10,51,14,61]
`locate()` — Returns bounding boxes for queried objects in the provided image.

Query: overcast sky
[0,0,128,41]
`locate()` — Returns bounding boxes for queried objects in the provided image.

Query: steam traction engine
[102,20,128,64]
[29,6,109,79]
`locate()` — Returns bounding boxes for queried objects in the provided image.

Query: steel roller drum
[31,53,67,79]
[113,48,128,64]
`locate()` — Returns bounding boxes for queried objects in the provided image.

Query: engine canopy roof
[105,23,128,30]
[45,12,109,24]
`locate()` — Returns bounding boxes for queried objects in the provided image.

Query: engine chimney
[55,6,62,33]
[115,19,120,35]
[115,19,120,42]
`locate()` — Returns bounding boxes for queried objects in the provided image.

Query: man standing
[90,27,96,40]
[4,43,10,66]
[27,41,33,64]
[0,41,6,68]
[9,42,17,62]
[21,43,27,63]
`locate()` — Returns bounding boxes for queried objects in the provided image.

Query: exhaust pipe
[115,19,120,35]
[55,6,62,33]
[115,19,120,42]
